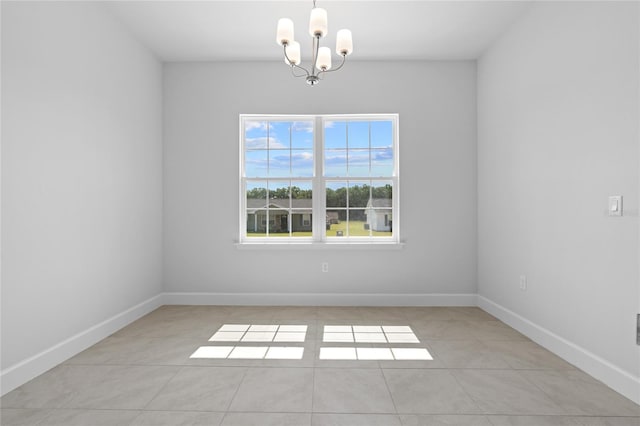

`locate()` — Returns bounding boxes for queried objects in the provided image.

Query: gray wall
[478,0,639,380]
[163,61,477,296]
[1,2,163,370]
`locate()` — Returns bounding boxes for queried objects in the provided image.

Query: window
[240,114,399,245]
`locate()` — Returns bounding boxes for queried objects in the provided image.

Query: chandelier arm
[291,65,310,78]
[283,44,310,77]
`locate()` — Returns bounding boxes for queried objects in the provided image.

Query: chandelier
[276,0,353,86]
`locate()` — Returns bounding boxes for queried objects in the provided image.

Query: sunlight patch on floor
[322,325,420,343]
[209,324,308,343]
[190,346,304,360]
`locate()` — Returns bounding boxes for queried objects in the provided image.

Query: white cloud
[245,121,271,132]
[293,121,314,133]
[245,137,286,149]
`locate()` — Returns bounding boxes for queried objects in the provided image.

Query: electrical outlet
[322,262,329,273]
[519,275,527,291]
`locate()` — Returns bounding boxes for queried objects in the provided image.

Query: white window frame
[239,114,400,247]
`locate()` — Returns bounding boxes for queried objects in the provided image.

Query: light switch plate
[608,195,622,216]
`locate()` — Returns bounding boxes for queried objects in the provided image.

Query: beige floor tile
[270,306,319,320]
[221,412,312,425]
[65,336,201,366]
[451,370,564,415]
[228,367,313,412]
[1,365,108,409]
[34,409,141,425]
[130,410,225,425]
[383,369,481,414]
[62,365,179,410]
[400,414,492,425]
[313,368,396,414]
[428,340,511,369]
[449,307,498,322]
[466,321,528,341]
[487,415,587,425]
[352,307,410,321]
[0,408,52,426]
[146,366,245,411]
[316,307,367,321]
[520,370,640,416]
[409,321,479,340]
[377,358,445,369]
[312,413,403,425]
[482,340,576,370]
[487,415,640,425]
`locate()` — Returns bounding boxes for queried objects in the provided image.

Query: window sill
[235,241,406,250]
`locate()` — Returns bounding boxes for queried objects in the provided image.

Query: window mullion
[313,116,325,242]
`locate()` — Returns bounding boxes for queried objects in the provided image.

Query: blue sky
[244,119,393,178]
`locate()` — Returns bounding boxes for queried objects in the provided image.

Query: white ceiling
[108,1,532,62]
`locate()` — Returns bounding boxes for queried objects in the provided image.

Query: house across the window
[240,114,399,245]
[247,199,313,234]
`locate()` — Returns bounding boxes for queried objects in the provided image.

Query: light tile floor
[2,306,639,426]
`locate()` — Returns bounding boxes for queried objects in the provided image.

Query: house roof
[247,198,312,211]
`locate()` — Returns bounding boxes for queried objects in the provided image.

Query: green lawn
[247,221,391,238]
[328,221,392,237]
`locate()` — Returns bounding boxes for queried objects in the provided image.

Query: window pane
[268,211,289,235]
[371,121,393,148]
[245,121,268,149]
[291,181,313,202]
[326,181,347,208]
[268,184,291,208]
[291,150,313,177]
[292,121,313,149]
[246,181,267,237]
[371,148,393,176]
[324,121,346,149]
[291,181,313,237]
[291,210,312,237]
[245,150,268,177]
[370,181,393,237]
[348,149,370,177]
[247,181,267,203]
[372,181,393,200]
[348,182,370,208]
[246,211,265,237]
[324,149,347,177]
[270,122,291,149]
[348,121,369,148]
[269,150,290,176]
[348,209,368,236]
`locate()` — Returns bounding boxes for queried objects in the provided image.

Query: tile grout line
[379,365,401,420]
[446,367,485,416]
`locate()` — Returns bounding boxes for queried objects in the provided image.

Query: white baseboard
[477,295,640,405]
[0,294,164,397]
[163,292,478,307]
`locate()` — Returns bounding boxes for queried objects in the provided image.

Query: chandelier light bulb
[285,41,301,65]
[276,18,294,46]
[309,7,328,37]
[336,29,353,55]
[316,47,332,70]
